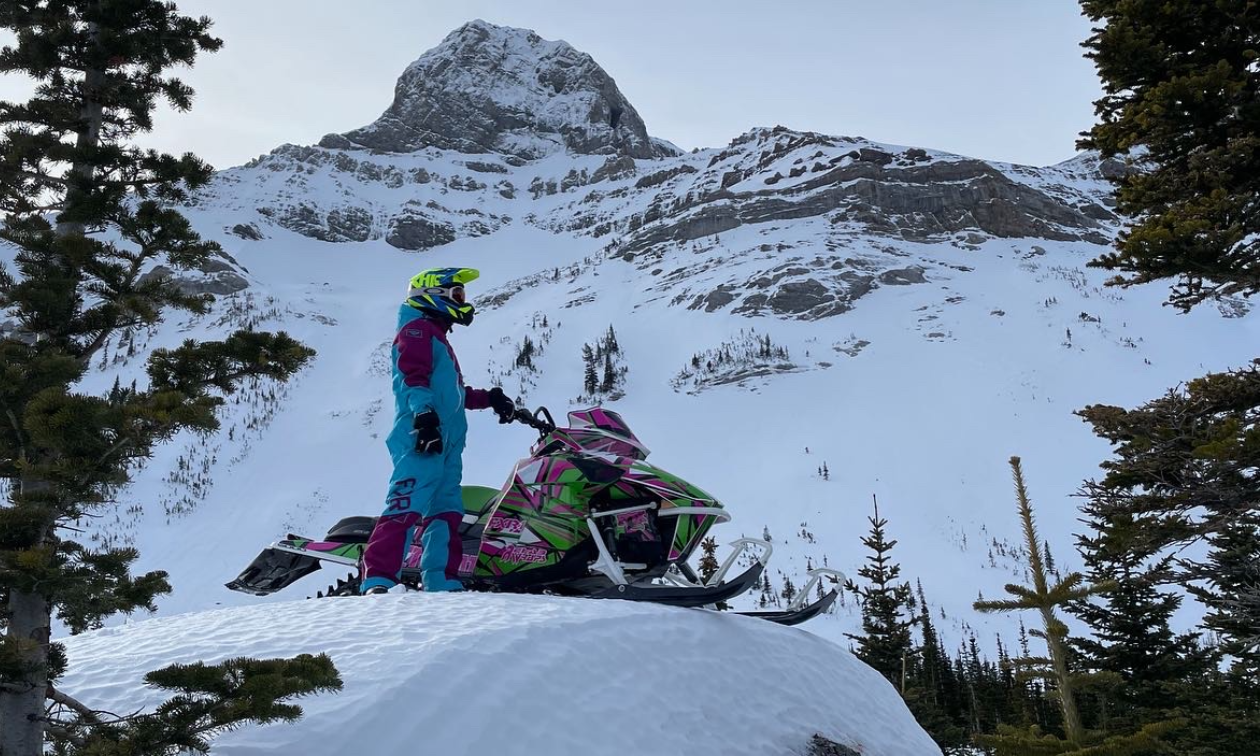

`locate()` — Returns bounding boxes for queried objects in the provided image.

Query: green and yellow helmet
[406,267,479,326]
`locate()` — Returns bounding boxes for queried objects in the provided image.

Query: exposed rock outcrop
[230,223,264,240]
[627,156,1109,252]
[337,20,670,160]
[140,253,250,296]
[386,213,457,251]
[273,204,374,243]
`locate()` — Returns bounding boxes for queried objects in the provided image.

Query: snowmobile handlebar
[511,406,557,437]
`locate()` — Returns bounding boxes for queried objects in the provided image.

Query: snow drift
[60,593,940,755]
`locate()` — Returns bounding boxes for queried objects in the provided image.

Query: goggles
[412,285,467,305]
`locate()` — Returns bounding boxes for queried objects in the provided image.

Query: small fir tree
[974,458,1174,755]
[1070,511,1208,738]
[781,576,797,604]
[601,350,615,393]
[844,495,916,685]
[974,458,1094,749]
[514,335,535,369]
[581,343,597,396]
[697,536,720,584]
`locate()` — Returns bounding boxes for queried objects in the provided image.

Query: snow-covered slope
[61,593,939,755]
[32,16,1259,695]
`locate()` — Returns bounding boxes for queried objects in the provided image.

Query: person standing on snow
[360,267,514,595]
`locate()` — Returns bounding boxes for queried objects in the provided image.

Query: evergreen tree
[1078,363,1260,674]
[697,536,720,584]
[975,458,1094,748]
[515,334,535,369]
[601,350,615,393]
[975,458,1173,755]
[903,581,969,753]
[1070,511,1208,735]
[1186,515,1260,683]
[0,3,336,754]
[1079,0,1260,310]
[581,343,597,396]
[844,496,916,685]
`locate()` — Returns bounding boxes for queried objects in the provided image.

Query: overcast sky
[1,1,1104,170]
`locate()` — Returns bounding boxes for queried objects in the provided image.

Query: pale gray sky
[2,1,1103,170]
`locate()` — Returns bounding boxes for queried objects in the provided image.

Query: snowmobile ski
[589,562,765,607]
[733,568,846,626]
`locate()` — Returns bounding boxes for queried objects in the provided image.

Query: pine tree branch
[73,235,166,366]
[8,169,69,187]
[3,199,69,215]
[77,327,119,366]
[46,684,104,725]
[976,598,1034,613]
[93,435,136,469]
[43,724,86,747]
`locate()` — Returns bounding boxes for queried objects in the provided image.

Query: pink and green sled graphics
[474,449,724,586]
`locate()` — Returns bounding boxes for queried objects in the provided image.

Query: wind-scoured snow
[60,593,940,756]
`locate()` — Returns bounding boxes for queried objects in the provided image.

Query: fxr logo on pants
[385,478,417,513]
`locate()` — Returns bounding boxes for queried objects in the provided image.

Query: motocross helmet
[406,267,478,326]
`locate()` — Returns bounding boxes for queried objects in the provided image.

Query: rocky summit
[324,19,672,160]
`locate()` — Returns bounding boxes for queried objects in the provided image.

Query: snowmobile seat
[324,516,379,543]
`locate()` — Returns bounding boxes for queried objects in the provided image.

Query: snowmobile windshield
[563,408,650,460]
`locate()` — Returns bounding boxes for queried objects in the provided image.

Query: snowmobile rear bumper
[227,537,366,596]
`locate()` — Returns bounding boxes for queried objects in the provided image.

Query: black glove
[488,387,515,424]
[413,411,443,454]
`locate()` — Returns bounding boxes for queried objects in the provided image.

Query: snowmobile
[227,406,843,625]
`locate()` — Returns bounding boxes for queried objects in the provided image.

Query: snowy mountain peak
[323,19,672,161]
